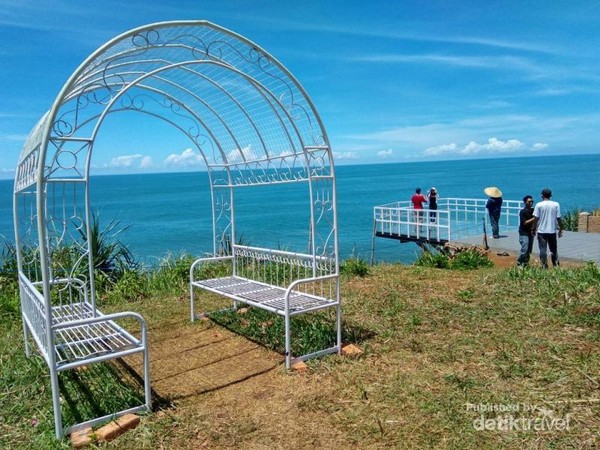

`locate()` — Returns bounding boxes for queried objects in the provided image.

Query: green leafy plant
[415,248,492,270]
[415,250,450,269]
[149,253,196,292]
[82,212,138,277]
[561,208,581,231]
[341,256,370,277]
[451,249,493,270]
[0,240,20,318]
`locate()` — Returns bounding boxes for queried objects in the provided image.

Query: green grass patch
[209,307,369,357]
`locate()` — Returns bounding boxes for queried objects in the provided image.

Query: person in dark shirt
[517,195,535,266]
[427,187,438,222]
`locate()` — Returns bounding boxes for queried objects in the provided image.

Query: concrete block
[95,414,140,442]
[342,344,364,357]
[292,360,309,373]
[70,426,93,448]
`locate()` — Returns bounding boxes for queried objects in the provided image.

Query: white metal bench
[19,273,151,438]
[190,245,341,368]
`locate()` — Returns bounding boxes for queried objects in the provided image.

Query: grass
[1,255,599,448]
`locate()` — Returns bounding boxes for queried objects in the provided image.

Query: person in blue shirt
[484,186,503,239]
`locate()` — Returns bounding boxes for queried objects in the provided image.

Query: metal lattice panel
[192,276,334,314]
[52,303,139,366]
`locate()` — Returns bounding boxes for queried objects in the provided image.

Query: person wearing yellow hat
[484,186,503,238]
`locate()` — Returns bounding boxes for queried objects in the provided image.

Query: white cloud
[424,138,546,156]
[164,148,203,167]
[377,149,394,158]
[140,156,153,168]
[333,151,359,160]
[2,133,28,142]
[226,145,253,163]
[423,143,459,156]
[109,154,150,168]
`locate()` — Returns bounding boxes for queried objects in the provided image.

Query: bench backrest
[232,245,337,291]
[18,273,90,363]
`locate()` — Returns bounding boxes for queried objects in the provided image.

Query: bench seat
[52,302,141,368]
[191,276,334,315]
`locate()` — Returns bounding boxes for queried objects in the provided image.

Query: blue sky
[0,0,599,178]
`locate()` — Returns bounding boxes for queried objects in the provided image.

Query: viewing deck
[372,198,600,264]
[373,197,521,245]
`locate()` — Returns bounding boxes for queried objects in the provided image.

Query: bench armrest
[190,255,233,272]
[284,274,339,310]
[286,273,338,292]
[190,255,233,281]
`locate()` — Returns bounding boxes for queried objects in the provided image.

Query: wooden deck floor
[454,231,600,264]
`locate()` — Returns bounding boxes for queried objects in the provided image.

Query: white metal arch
[12,21,339,438]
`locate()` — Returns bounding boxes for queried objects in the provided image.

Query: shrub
[415,247,492,270]
[105,269,149,303]
[415,250,450,269]
[341,256,370,277]
[149,253,196,292]
[0,241,19,319]
[561,208,581,231]
[451,249,493,270]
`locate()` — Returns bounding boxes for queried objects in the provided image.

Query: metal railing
[373,197,523,243]
[374,205,451,242]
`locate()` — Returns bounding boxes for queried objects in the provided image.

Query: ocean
[1,154,599,265]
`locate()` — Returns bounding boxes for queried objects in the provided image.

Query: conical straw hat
[484,186,502,198]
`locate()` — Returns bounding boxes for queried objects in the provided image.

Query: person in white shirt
[532,188,563,268]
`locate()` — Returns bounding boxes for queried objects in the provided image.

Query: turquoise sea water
[1,154,599,264]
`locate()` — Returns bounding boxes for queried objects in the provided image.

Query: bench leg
[142,325,152,411]
[190,284,196,322]
[50,367,64,439]
[336,304,342,354]
[285,313,291,369]
[21,315,31,357]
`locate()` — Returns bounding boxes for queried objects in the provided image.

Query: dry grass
[2,263,598,449]
[105,264,600,449]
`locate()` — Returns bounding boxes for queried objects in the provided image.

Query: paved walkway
[454,231,600,264]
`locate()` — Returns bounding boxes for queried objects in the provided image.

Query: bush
[415,250,450,269]
[149,253,196,292]
[451,249,493,270]
[415,248,492,270]
[562,208,581,231]
[0,241,19,319]
[341,256,370,277]
[105,269,149,303]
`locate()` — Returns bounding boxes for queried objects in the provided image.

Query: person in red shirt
[411,187,428,209]
[411,188,428,232]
